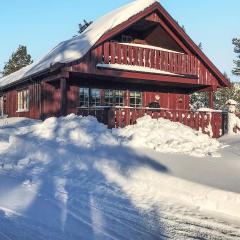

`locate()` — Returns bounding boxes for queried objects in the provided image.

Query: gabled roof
[0,0,230,88]
[0,0,156,88]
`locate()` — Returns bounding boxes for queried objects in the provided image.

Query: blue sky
[0,0,239,81]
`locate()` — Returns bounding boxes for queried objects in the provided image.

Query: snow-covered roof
[0,0,157,89]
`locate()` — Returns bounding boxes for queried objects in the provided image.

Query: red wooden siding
[41,82,61,118]
[3,83,41,119]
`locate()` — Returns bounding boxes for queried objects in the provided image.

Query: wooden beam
[208,90,214,109]
[60,78,67,116]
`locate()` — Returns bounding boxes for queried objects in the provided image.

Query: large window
[130,91,142,108]
[79,88,101,107]
[104,90,124,106]
[17,89,29,112]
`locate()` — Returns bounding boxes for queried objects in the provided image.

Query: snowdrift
[114,115,221,157]
[0,114,239,236]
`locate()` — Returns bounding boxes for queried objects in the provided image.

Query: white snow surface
[114,115,221,157]
[0,0,157,88]
[96,63,181,76]
[0,115,240,239]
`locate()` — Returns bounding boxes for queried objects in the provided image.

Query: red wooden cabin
[0,0,230,137]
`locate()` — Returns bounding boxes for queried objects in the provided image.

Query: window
[90,89,101,106]
[114,90,124,106]
[104,90,124,106]
[130,91,142,108]
[79,88,89,107]
[121,35,133,43]
[105,90,114,106]
[17,89,29,112]
[79,88,101,107]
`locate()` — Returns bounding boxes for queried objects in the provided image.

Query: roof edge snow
[0,0,157,88]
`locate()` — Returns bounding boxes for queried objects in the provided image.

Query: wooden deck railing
[77,107,226,138]
[101,41,199,76]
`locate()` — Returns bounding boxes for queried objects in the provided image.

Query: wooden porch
[76,106,226,138]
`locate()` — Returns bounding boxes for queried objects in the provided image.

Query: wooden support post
[208,89,214,109]
[107,107,116,129]
[60,78,67,116]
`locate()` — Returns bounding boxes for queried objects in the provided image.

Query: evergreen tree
[190,91,209,110]
[232,38,240,76]
[78,20,93,34]
[181,25,186,32]
[2,45,33,77]
[190,73,240,110]
[215,76,240,110]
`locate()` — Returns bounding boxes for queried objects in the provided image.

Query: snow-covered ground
[0,115,240,240]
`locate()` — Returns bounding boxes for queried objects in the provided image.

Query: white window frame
[79,88,101,107]
[79,88,90,107]
[17,89,29,112]
[129,91,142,108]
[104,90,124,107]
[90,89,101,107]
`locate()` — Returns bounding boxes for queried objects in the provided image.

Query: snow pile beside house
[114,115,221,157]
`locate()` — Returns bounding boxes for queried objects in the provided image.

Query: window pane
[91,89,100,106]
[105,90,114,106]
[17,89,29,111]
[115,90,124,106]
[129,91,142,107]
[79,88,89,107]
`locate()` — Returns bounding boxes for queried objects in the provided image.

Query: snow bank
[0,114,117,168]
[0,114,240,237]
[113,115,221,157]
[95,161,240,219]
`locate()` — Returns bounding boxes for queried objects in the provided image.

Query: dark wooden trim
[60,78,67,116]
[209,90,214,109]
[69,67,198,86]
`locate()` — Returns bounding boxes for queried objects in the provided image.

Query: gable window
[129,91,142,108]
[121,35,133,43]
[17,89,29,112]
[104,90,124,106]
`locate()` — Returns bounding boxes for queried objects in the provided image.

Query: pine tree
[181,25,186,32]
[190,73,240,110]
[78,20,93,34]
[232,38,240,76]
[190,91,209,110]
[2,45,33,77]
